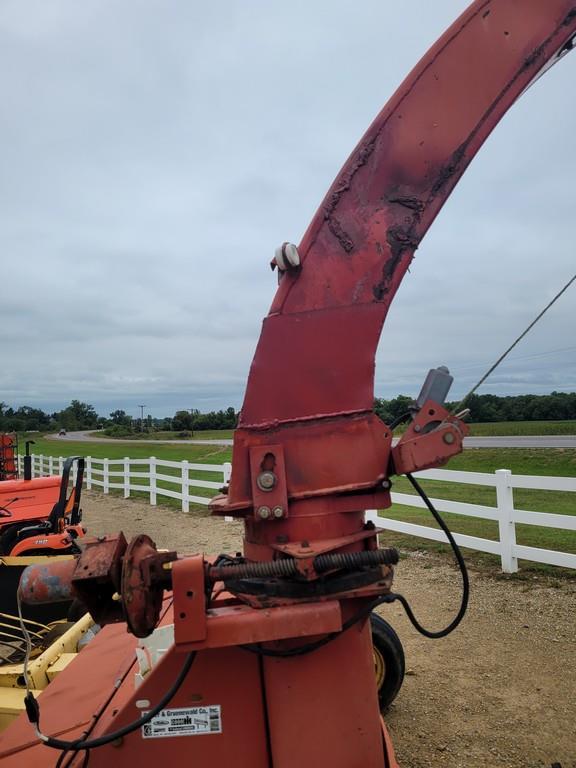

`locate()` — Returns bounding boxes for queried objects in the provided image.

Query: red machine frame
[2,2,575,766]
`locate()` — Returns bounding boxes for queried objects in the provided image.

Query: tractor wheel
[370,613,405,711]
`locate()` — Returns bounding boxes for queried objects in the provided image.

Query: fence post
[181,460,190,513]
[149,457,157,506]
[103,458,110,494]
[59,456,64,476]
[222,462,233,521]
[72,460,78,487]
[495,469,518,574]
[48,455,54,476]
[124,457,130,499]
[364,509,379,526]
[86,457,92,490]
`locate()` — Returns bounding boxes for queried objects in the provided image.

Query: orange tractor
[1,1,575,765]
[0,440,86,624]
[0,456,85,559]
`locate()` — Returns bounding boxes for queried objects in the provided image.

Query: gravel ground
[84,491,576,768]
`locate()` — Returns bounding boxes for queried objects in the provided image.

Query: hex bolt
[443,431,455,445]
[258,506,271,519]
[382,479,391,490]
[257,471,276,492]
[272,506,284,518]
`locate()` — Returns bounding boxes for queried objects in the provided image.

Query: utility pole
[138,404,146,433]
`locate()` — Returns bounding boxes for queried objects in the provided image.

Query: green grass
[31,436,232,463]
[468,420,576,436]
[29,436,233,514]
[91,429,234,441]
[380,448,576,575]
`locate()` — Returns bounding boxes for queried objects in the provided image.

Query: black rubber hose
[389,473,469,638]
[31,652,196,752]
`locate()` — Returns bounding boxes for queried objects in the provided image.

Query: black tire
[370,613,405,711]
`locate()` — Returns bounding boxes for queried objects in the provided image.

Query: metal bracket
[249,444,289,521]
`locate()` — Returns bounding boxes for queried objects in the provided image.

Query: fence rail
[17,455,575,573]
[366,467,576,573]
[17,453,231,513]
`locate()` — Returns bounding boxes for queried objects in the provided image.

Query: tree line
[373,391,576,424]
[0,400,239,435]
[1,392,575,435]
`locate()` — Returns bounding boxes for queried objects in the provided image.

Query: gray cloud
[1,1,574,417]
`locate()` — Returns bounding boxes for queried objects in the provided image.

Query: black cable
[389,473,469,638]
[242,476,469,654]
[55,747,89,768]
[33,652,196,753]
[241,594,395,658]
[388,411,413,431]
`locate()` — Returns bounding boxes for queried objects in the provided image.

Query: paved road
[48,431,576,449]
[48,431,234,446]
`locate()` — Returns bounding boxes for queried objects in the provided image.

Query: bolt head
[381,479,391,490]
[258,506,271,519]
[257,471,276,491]
[272,506,284,518]
[443,431,455,445]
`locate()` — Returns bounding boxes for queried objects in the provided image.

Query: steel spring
[208,547,398,582]
[208,558,298,582]
[313,548,399,573]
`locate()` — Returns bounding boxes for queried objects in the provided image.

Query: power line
[452,272,576,412]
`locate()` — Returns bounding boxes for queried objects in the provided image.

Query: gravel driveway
[83,490,576,768]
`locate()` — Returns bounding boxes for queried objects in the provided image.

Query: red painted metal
[0,434,18,481]
[172,555,207,644]
[4,3,576,767]
[0,476,62,526]
[391,400,469,475]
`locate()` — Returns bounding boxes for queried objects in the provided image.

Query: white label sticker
[142,705,222,739]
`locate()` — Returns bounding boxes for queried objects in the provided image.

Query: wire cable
[243,474,469,654]
[30,652,195,752]
[452,272,576,414]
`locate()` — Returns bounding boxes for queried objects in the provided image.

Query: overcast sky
[1,0,574,418]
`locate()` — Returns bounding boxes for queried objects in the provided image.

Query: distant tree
[109,409,131,426]
[54,400,98,430]
[373,395,415,425]
[172,410,195,431]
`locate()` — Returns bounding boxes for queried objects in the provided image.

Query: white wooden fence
[17,454,231,514]
[18,455,575,573]
[367,467,576,573]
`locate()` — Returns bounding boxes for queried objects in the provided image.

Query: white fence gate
[18,455,576,574]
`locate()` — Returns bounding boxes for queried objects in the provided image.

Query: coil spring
[314,548,399,573]
[208,558,298,582]
[208,547,398,582]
